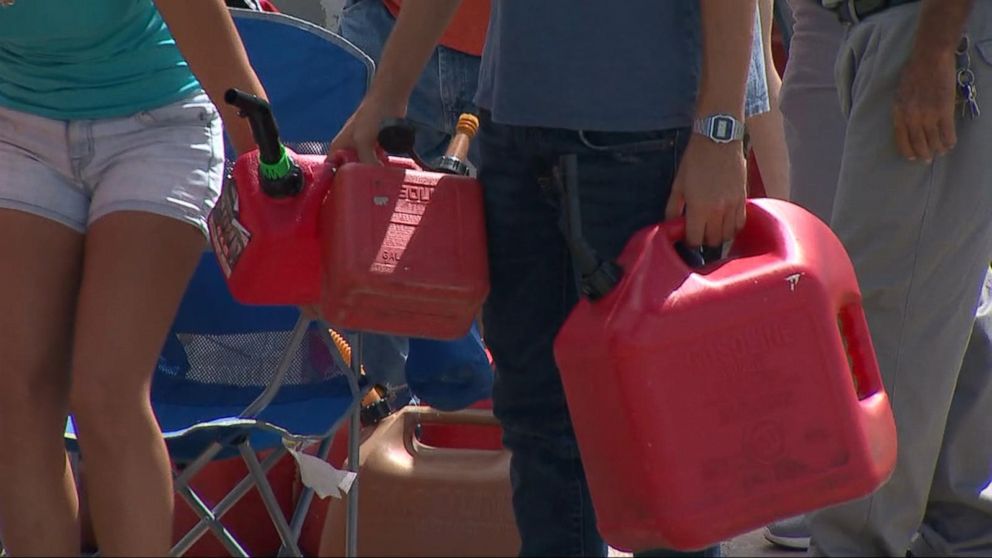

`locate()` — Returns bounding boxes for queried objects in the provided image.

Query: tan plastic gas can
[318,406,519,557]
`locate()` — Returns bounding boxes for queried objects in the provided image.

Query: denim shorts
[0,91,224,235]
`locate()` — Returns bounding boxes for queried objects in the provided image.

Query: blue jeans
[478,111,719,557]
[338,0,483,404]
[339,0,481,164]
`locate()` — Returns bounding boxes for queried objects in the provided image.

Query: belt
[825,0,920,25]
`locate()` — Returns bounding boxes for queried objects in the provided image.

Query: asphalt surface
[608,529,804,557]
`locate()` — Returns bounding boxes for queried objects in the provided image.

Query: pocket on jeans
[135,94,218,127]
[578,129,679,153]
[974,38,992,68]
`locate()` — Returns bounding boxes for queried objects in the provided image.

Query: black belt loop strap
[831,0,920,25]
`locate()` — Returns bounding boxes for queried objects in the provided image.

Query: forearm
[696,0,759,120]
[750,0,790,199]
[759,0,782,98]
[748,113,791,199]
[155,0,266,155]
[368,0,462,107]
[911,0,975,63]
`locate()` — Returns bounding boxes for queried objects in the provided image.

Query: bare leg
[0,210,83,556]
[69,212,205,557]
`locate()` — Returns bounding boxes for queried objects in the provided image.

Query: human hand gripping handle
[664,137,748,249]
[665,0,756,249]
[327,93,409,165]
[326,0,464,164]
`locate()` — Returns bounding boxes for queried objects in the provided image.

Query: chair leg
[175,487,249,558]
[171,447,285,557]
[277,435,333,557]
[238,443,303,557]
[345,333,362,558]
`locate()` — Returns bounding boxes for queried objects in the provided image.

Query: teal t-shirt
[0,0,201,120]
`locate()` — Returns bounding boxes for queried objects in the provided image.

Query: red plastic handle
[328,148,420,171]
[838,302,883,400]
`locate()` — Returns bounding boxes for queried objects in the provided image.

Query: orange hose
[328,328,385,407]
[328,328,357,369]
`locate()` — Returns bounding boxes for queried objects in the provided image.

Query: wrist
[909,45,957,67]
[694,95,746,122]
[366,81,410,114]
[693,113,746,144]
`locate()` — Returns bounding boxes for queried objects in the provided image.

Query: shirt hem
[0,81,203,122]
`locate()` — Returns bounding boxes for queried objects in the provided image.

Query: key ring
[958,68,976,89]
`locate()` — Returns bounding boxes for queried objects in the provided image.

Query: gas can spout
[558,154,623,300]
[435,114,479,176]
[224,88,303,198]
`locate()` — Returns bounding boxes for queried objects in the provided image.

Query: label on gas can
[208,173,251,278]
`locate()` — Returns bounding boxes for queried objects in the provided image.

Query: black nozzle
[225,88,302,198]
[557,154,623,300]
[225,89,283,165]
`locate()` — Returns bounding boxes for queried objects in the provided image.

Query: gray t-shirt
[475,1,767,132]
[474,0,702,132]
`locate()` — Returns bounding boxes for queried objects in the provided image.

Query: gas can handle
[400,407,504,458]
[657,217,713,269]
[402,406,501,427]
[327,148,421,171]
[838,302,883,399]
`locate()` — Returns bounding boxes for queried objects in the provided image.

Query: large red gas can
[318,151,489,340]
[553,198,897,552]
[209,148,330,306]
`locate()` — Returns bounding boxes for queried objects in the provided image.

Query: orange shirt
[383,0,490,57]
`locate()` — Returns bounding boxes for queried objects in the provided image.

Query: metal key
[957,36,982,120]
[958,68,981,119]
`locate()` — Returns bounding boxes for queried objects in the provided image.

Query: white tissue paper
[286,443,357,500]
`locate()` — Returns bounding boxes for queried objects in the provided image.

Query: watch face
[712,116,735,142]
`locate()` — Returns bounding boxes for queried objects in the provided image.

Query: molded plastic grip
[838,303,883,400]
[328,149,421,172]
[395,408,504,459]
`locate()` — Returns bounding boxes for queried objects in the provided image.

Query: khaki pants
[808,3,992,556]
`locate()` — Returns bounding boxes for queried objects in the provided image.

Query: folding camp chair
[65,9,374,557]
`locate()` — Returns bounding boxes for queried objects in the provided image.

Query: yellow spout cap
[455,113,480,138]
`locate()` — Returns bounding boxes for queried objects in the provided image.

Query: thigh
[0,209,82,412]
[71,212,205,393]
[72,94,221,391]
[477,114,605,558]
[0,112,84,412]
[478,117,572,437]
[812,6,992,554]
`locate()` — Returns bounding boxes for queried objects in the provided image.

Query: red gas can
[209,90,333,306]
[210,148,330,305]
[319,151,489,339]
[553,198,897,552]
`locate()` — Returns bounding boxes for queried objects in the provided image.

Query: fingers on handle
[938,115,958,153]
[665,190,685,222]
[684,205,707,249]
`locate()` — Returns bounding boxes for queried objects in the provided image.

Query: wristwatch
[693,113,746,144]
